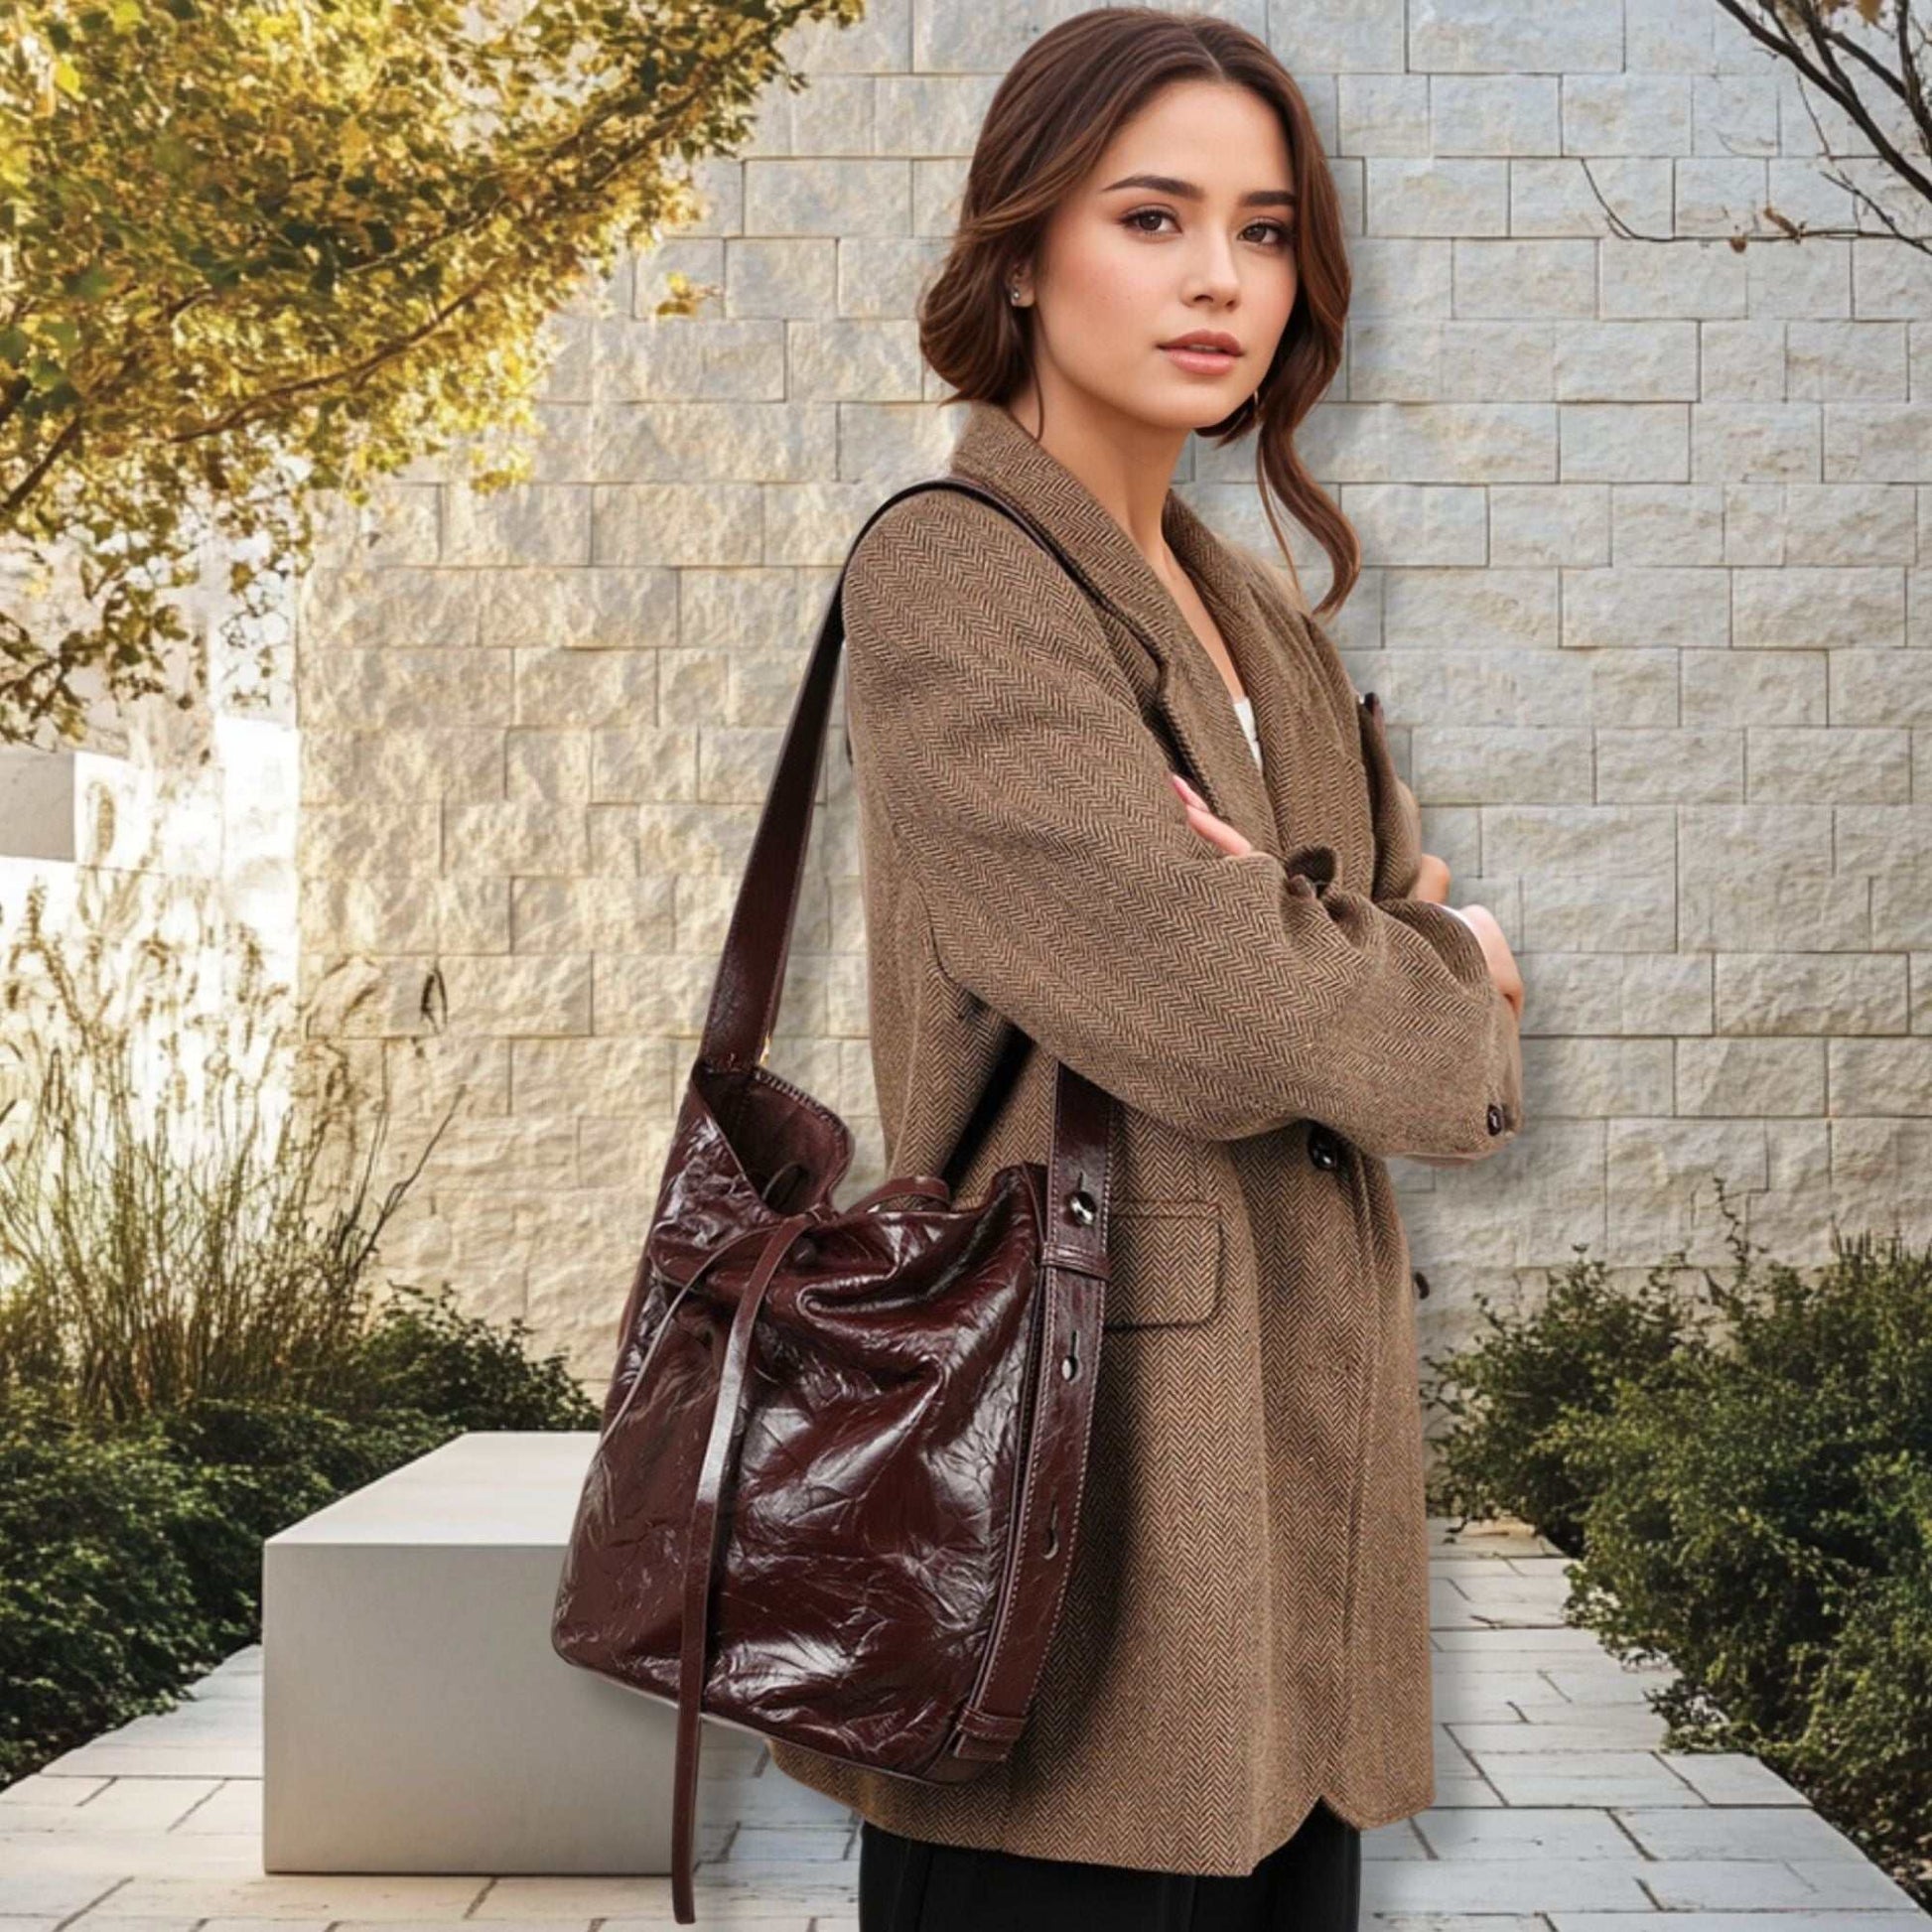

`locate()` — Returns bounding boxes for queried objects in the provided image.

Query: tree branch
[1788,0,1932,206]
[1699,1,1932,236]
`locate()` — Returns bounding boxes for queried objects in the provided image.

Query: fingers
[1456,902,1526,1020]
[1412,851,1452,903]
[1170,773,1253,858]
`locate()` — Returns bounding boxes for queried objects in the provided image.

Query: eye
[1122,207,1295,247]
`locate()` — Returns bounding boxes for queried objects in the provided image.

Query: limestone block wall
[295,0,1932,1390]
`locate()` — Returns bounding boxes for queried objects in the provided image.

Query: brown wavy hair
[916,7,1358,618]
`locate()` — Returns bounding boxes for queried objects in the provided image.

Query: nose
[1184,232,1243,305]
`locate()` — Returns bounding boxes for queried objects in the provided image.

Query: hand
[1174,765,1521,1016]
[1170,772,1254,858]
[1452,902,1524,1023]
[1411,852,1452,905]
[1397,819,1523,1023]
[1396,780,1452,905]
[1176,769,1519,1168]
[1176,772,1521,1018]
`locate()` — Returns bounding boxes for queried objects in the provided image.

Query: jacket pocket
[1101,1200,1223,1330]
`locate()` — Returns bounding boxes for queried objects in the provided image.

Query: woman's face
[1021,78,1301,434]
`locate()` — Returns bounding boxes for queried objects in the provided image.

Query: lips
[1160,336,1242,376]
[1160,334,1241,355]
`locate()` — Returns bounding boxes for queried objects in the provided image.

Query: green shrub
[0,873,599,1791]
[1778,1454,1932,1882]
[1424,1196,1932,1906]
[0,1366,584,1787]
[345,1281,598,1435]
[144,1395,460,1642]
[1566,1355,1873,1741]
[1422,1243,1711,1551]
[0,1389,226,1786]
[0,1342,594,1788]
[1561,1225,1932,1742]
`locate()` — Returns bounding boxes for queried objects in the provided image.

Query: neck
[1001,382,1191,573]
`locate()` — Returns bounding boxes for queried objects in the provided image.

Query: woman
[764,9,1526,1928]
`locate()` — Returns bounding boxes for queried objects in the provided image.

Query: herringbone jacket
[764,398,1524,1876]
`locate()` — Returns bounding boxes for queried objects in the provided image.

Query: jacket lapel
[944,400,1286,863]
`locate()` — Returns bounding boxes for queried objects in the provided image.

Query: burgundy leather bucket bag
[550,477,1118,1925]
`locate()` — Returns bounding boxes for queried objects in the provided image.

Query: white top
[1229,689,1479,937]
[1231,692,1263,769]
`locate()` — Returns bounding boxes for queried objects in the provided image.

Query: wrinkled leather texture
[555,1059,1045,1771]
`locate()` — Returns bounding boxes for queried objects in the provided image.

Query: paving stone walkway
[3,1519,1922,1928]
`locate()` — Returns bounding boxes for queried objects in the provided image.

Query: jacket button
[1486,1102,1506,1135]
[1307,1125,1342,1172]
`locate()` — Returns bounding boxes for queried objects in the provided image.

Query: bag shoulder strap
[700,474,1078,1072]
[696,474,1113,1276]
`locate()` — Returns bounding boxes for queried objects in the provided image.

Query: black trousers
[857,1798,1360,1932]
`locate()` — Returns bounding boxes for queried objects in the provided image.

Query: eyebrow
[1099,172,1298,209]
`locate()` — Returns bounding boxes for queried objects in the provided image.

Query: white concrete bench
[261,1429,768,1874]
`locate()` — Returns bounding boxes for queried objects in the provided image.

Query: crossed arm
[840,491,1524,1159]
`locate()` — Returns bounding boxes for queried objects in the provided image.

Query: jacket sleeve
[839,489,1523,1156]
[1361,728,1485,937]
[1367,747,1426,902]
